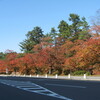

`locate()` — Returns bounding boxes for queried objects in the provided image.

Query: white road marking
[0,79,72,100]
[46,83,86,88]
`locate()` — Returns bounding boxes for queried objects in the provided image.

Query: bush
[63,70,70,75]
[52,69,62,75]
[72,70,86,76]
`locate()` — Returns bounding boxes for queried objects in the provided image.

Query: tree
[90,9,100,36]
[19,26,44,53]
[18,53,35,75]
[76,37,100,74]
[33,36,53,53]
[91,9,100,26]
[78,17,91,40]
[0,60,6,73]
[0,52,5,60]
[57,14,90,43]
[64,37,100,75]
[69,14,90,41]
[4,52,18,74]
[19,39,35,53]
[37,47,65,75]
[49,27,58,46]
[26,26,44,44]
[58,20,71,40]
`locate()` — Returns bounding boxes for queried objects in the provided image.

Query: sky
[0,0,100,53]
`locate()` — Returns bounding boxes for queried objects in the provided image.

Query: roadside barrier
[0,74,100,81]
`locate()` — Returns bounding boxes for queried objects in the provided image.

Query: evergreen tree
[49,27,58,46]
[57,14,90,43]
[58,20,71,39]
[69,14,91,41]
[19,26,44,53]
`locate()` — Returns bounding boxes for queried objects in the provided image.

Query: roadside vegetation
[0,11,100,75]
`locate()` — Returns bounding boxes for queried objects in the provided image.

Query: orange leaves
[33,37,53,53]
[90,25,100,36]
[64,37,100,74]
[0,60,6,73]
[65,57,77,70]
[6,53,17,61]
[0,35,100,75]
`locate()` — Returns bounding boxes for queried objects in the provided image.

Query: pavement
[0,76,100,100]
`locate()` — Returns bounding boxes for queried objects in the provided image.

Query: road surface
[0,76,100,100]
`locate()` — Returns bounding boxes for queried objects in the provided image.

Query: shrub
[72,70,86,76]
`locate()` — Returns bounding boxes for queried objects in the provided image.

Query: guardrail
[0,74,100,81]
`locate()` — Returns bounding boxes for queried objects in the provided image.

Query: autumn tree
[33,36,53,53]
[76,37,100,74]
[63,40,84,74]
[64,37,100,75]
[0,60,6,73]
[17,53,35,75]
[1,12,99,76]
[4,52,18,74]
[91,9,100,26]
[37,47,65,75]
[90,9,100,36]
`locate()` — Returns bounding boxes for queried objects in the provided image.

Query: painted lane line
[0,79,72,100]
[18,87,43,90]
[46,83,87,89]
[17,86,39,88]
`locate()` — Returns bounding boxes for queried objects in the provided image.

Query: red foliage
[0,60,6,73]
[90,25,100,36]
[0,35,100,75]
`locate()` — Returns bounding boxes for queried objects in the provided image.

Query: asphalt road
[0,76,100,100]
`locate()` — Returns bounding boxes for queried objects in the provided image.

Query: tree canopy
[19,26,44,53]
[0,13,100,75]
